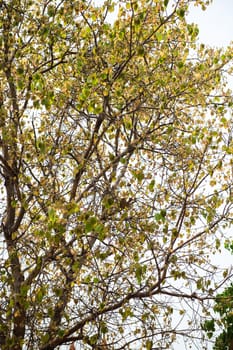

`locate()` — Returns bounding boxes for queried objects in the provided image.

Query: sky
[188,0,233,48]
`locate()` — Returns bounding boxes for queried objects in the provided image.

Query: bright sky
[188,0,233,48]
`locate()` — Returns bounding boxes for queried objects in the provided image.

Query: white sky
[188,0,233,48]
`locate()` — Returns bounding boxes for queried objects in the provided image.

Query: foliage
[0,0,233,349]
[202,245,233,350]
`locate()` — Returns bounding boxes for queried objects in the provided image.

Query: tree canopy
[203,244,233,350]
[0,0,233,349]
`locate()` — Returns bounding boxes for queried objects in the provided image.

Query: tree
[213,284,233,350]
[0,0,233,349]
[202,244,233,350]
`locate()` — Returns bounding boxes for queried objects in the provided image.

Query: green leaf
[57,329,65,337]
[137,46,145,56]
[202,319,215,333]
[48,208,57,224]
[146,339,153,350]
[155,210,166,222]
[156,32,164,42]
[148,179,155,192]
[85,216,97,233]
[47,5,55,17]
[100,322,108,334]
[177,8,185,18]
[42,333,50,344]
[89,334,98,345]
[41,97,52,110]
[120,307,134,321]
[135,264,147,284]
[37,141,46,154]
[36,289,44,303]
[17,67,24,75]
[132,169,144,182]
